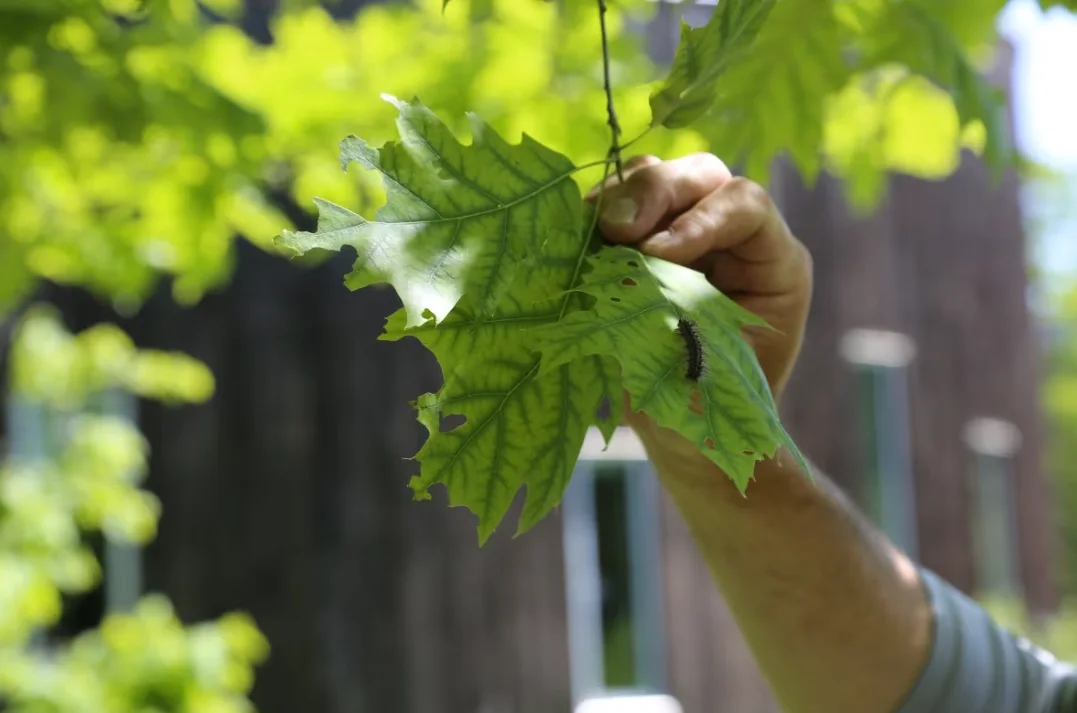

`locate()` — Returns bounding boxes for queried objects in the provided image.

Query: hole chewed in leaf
[688,390,704,416]
[595,396,612,423]
[440,413,466,433]
[704,437,716,451]
[621,278,638,287]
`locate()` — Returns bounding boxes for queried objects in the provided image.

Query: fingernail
[641,230,675,254]
[601,196,638,226]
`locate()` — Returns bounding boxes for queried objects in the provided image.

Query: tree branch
[597,0,624,184]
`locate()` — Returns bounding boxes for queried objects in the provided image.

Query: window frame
[562,426,670,705]
[964,417,1023,599]
[840,328,920,559]
[4,387,143,617]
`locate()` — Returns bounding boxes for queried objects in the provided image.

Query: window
[840,328,919,559]
[563,427,674,710]
[964,417,1023,598]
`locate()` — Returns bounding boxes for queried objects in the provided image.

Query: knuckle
[672,208,715,240]
[689,152,732,179]
[673,153,732,193]
[729,176,773,213]
[624,154,662,171]
[632,161,678,206]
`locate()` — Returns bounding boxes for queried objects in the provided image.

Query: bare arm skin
[589,153,933,713]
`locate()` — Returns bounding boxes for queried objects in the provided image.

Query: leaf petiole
[597,0,624,183]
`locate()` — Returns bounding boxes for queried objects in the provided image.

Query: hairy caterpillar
[676,318,704,382]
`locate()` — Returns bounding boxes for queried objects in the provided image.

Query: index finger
[592,153,733,246]
[639,177,789,266]
[584,154,662,202]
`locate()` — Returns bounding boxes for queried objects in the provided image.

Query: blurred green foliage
[982,593,1077,664]
[0,595,267,713]
[1045,283,1077,598]
[678,0,1009,199]
[0,0,1036,319]
[0,0,280,310]
[1,307,266,712]
[0,0,709,318]
[1040,0,1077,10]
[1023,166,1077,601]
[198,0,711,226]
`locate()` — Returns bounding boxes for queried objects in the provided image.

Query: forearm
[638,431,932,713]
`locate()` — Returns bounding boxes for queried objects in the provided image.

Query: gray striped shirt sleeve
[894,568,1077,713]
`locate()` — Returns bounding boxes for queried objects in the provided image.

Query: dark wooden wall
[36,243,575,713]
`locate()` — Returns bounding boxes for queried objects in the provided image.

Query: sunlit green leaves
[647,0,1012,190]
[0,309,261,710]
[388,305,617,542]
[0,0,276,309]
[0,596,268,713]
[823,70,981,209]
[692,0,850,184]
[280,95,585,329]
[0,242,33,321]
[533,246,805,491]
[200,0,706,221]
[13,0,352,304]
[11,306,215,407]
[854,0,1012,172]
[649,0,776,129]
[0,309,214,643]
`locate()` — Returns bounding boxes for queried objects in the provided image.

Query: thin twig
[597,0,624,184]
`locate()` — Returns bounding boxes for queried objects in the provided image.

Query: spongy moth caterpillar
[676,317,704,382]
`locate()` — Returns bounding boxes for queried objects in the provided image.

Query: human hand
[588,153,812,471]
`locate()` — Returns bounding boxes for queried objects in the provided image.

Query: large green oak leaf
[278,95,586,330]
[277,96,625,541]
[276,97,804,542]
[383,305,620,542]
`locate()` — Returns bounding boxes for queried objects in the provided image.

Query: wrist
[632,418,817,529]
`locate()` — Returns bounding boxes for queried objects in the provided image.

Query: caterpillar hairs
[676,318,704,382]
